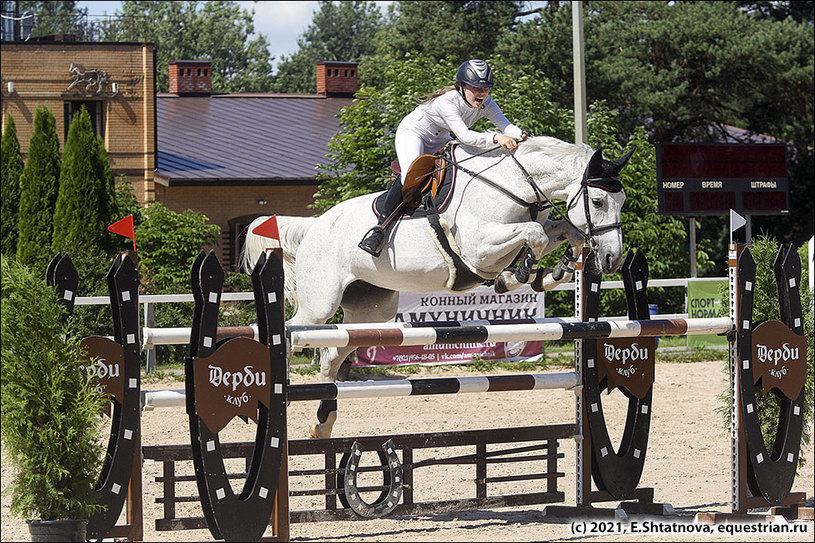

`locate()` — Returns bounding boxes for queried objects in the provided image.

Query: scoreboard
[655,143,788,216]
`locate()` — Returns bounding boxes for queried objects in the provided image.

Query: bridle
[444,144,624,251]
[563,163,625,251]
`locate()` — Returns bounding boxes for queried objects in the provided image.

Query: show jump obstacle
[48,239,809,542]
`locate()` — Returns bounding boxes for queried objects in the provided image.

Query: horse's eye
[591,198,603,208]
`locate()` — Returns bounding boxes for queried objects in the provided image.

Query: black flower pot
[27,519,87,542]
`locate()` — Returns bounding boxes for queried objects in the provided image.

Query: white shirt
[398,90,523,149]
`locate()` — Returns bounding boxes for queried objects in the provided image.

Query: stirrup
[358,226,385,257]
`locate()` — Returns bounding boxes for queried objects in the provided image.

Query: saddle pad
[371,162,457,219]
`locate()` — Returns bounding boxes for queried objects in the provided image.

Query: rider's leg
[358,175,403,256]
[358,127,424,256]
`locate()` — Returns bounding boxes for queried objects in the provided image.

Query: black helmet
[455,59,494,89]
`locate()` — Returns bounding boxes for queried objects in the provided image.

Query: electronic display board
[655,143,788,216]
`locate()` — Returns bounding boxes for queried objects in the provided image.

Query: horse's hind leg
[309,282,399,439]
[308,344,356,438]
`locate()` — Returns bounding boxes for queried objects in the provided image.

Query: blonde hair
[417,85,456,104]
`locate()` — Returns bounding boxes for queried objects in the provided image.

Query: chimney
[316,61,358,97]
[169,60,212,95]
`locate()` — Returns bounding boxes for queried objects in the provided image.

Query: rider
[358,59,529,256]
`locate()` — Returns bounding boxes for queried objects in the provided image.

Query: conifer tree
[16,106,61,274]
[1,115,24,256]
[52,107,116,256]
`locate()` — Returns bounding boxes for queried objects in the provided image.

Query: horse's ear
[588,150,604,177]
[610,148,635,172]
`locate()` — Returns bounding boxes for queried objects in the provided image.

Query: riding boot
[359,175,403,256]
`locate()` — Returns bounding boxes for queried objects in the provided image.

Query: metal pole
[689,217,697,278]
[745,215,752,244]
[144,302,155,373]
[572,1,588,144]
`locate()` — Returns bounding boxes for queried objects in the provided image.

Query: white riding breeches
[394,123,450,185]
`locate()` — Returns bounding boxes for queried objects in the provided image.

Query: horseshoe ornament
[186,250,286,541]
[737,246,805,505]
[582,249,653,498]
[338,439,403,517]
[47,253,141,540]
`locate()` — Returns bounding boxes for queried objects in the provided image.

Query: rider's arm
[483,98,524,140]
[436,97,495,147]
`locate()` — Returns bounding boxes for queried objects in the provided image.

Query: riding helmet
[455,59,494,89]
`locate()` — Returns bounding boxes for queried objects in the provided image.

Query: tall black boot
[359,176,403,256]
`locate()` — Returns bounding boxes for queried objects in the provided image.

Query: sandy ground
[2,360,813,542]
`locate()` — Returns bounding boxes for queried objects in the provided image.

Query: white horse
[242,136,632,438]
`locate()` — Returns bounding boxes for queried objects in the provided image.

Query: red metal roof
[156,93,353,185]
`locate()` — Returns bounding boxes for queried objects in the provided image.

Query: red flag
[252,215,280,247]
[108,215,136,252]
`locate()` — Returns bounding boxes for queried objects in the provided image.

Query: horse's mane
[515,135,593,160]
[454,135,592,159]
[454,135,595,173]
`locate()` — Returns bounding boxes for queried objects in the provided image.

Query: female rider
[359,59,529,256]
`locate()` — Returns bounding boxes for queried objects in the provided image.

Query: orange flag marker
[252,215,280,248]
[108,215,136,252]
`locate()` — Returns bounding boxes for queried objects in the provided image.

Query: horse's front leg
[529,220,586,292]
[471,221,552,293]
[493,220,584,293]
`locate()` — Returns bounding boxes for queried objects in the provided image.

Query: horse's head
[565,149,631,274]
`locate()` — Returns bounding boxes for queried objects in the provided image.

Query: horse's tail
[240,215,316,312]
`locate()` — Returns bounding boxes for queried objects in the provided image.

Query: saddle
[372,146,457,219]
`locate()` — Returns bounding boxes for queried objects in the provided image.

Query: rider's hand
[494,133,518,151]
[520,130,532,140]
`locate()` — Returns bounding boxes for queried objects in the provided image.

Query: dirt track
[2,360,813,542]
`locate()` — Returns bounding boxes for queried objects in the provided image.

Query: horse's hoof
[494,272,510,293]
[309,425,330,439]
[309,411,337,439]
[531,268,551,292]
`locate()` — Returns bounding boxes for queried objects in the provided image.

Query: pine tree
[1,115,24,256]
[16,106,61,274]
[52,107,116,256]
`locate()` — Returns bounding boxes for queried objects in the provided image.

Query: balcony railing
[1,10,148,43]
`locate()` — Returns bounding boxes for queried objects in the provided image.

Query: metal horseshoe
[338,439,403,518]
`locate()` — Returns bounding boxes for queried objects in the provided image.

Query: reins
[439,141,623,246]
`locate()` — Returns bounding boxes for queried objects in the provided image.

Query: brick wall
[1,42,157,203]
[153,183,319,268]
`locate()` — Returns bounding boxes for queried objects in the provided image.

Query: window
[64,101,104,140]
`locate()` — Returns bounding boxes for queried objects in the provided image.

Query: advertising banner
[686,279,728,348]
[354,284,546,366]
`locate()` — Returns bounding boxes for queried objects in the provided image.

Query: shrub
[1,256,107,520]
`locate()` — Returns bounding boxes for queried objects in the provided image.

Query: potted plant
[1,257,107,542]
